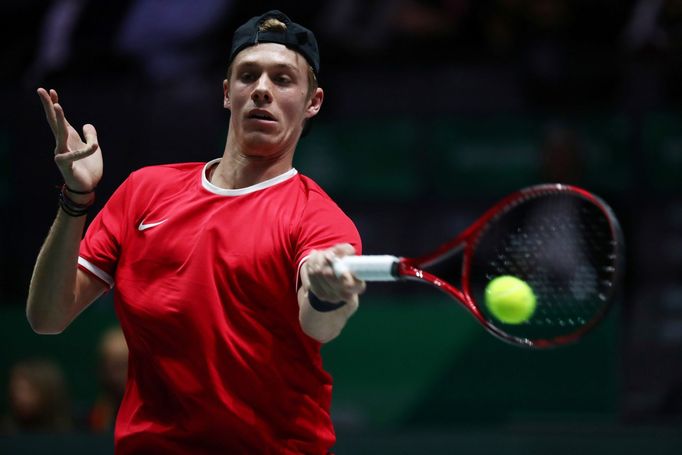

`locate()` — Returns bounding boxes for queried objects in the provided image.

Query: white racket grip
[332,255,400,281]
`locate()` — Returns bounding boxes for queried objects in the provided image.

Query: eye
[273,74,292,85]
[238,72,256,83]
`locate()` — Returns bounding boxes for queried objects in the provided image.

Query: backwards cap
[228,10,320,76]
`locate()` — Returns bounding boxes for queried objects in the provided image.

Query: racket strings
[470,193,620,341]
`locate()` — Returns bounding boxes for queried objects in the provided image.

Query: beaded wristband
[59,185,94,217]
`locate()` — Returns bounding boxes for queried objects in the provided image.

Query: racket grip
[332,255,400,281]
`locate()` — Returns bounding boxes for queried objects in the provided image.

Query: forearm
[298,287,359,343]
[30,87,106,333]
[27,207,88,334]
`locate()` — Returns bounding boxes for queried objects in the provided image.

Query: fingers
[54,142,99,165]
[53,103,68,150]
[38,87,73,149]
[304,248,366,303]
[39,88,96,158]
[37,88,58,132]
[54,133,99,168]
[328,242,364,291]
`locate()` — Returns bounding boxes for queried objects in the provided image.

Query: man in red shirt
[28,10,365,454]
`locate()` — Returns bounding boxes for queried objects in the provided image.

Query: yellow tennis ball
[484,275,536,324]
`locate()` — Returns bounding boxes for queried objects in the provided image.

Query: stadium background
[1,1,681,453]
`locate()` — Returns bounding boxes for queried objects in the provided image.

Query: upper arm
[78,172,134,292]
[75,268,108,311]
[294,189,362,272]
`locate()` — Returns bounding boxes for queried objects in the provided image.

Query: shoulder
[294,174,338,206]
[291,174,362,256]
[291,173,354,220]
[293,174,356,226]
[130,162,204,182]
[108,162,205,205]
[123,162,204,192]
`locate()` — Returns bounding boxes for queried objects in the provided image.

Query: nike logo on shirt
[138,219,168,231]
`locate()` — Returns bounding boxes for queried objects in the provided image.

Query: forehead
[232,42,307,71]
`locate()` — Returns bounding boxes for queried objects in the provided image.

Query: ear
[223,79,230,109]
[304,87,324,119]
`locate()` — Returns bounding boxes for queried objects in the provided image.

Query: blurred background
[1,0,682,453]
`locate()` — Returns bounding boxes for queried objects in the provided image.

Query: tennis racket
[334,184,624,348]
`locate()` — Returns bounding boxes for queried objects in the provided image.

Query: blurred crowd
[1,326,128,435]
[2,0,681,106]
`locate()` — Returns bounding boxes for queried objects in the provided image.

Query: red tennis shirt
[78,159,361,454]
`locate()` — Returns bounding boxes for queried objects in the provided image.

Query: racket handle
[332,255,400,281]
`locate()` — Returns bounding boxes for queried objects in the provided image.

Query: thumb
[331,243,356,257]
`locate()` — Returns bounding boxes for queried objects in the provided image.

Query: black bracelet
[59,185,94,217]
[64,184,95,195]
[308,292,348,313]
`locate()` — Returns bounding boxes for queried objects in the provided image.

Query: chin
[242,133,282,155]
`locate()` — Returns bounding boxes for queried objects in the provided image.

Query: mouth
[247,110,276,122]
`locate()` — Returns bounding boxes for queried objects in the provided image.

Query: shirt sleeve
[78,173,135,288]
[294,189,362,286]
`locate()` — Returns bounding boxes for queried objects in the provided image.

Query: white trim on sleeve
[78,257,114,289]
[296,254,312,290]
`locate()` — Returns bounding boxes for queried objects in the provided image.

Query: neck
[210,135,295,190]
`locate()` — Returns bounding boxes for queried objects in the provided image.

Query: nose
[251,75,272,104]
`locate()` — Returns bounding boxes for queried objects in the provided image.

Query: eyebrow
[236,61,301,73]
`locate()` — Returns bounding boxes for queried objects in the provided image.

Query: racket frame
[336,184,624,348]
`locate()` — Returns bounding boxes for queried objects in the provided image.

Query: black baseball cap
[228,10,320,76]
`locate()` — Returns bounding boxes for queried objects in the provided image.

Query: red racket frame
[395,184,623,348]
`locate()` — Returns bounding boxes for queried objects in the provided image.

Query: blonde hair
[259,17,287,32]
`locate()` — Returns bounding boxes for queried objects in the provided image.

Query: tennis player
[27,10,365,454]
